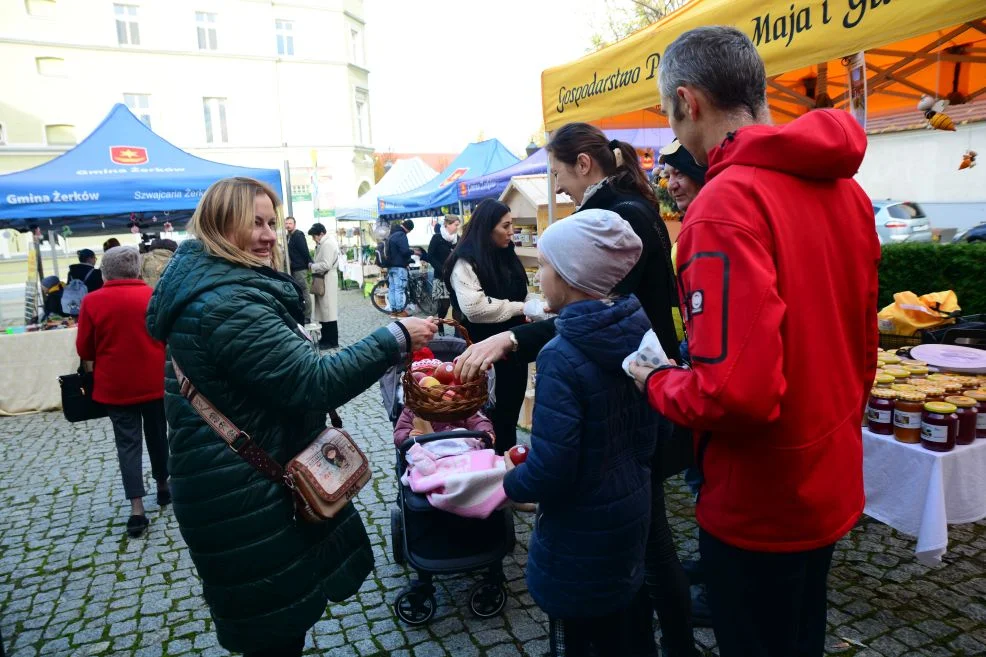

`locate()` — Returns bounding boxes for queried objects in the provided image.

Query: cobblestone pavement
[1,289,985,657]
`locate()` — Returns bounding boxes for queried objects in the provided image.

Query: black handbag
[59,364,107,422]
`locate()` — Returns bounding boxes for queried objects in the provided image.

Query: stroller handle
[398,430,493,454]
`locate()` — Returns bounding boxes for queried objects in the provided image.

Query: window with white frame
[196,11,218,51]
[114,4,140,45]
[35,56,65,76]
[45,124,76,145]
[275,19,294,56]
[202,97,228,143]
[350,26,363,66]
[25,0,57,18]
[354,90,369,145]
[124,93,152,128]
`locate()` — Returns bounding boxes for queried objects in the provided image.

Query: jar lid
[891,384,918,393]
[964,390,986,402]
[898,391,927,402]
[878,355,901,365]
[942,382,964,392]
[917,386,946,396]
[945,395,977,408]
[925,401,958,413]
[903,365,929,375]
[874,374,895,385]
[928,374,957,382]
[899,359,927,367]
[883,367,910,378]
[870,389,897,400]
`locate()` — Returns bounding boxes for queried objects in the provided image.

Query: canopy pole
[283,160,294,218]
[458,201,463,216]
[47,230,60,279]
[545,130,555,225]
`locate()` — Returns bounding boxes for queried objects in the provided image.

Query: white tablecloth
[0,327,79,415]
[863,428,986,565]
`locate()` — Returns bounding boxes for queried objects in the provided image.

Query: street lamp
[525,141,539,158]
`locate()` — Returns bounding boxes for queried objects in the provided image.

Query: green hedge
[879,243,986,315]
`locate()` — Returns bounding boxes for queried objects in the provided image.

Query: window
[350,27,363,66]
[45,124,76,145]
[25,0,57,18]
[202,97,228,143]
[886,202,926,220]
[35,56,65,76]
[114,4,140,46]
[124,93,152,128]
[275,19,294,56]
[354,90,369,145]
[196,12,218,51]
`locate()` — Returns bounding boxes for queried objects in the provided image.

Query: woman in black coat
[427,215,461,332]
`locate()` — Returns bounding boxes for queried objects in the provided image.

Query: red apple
[419,376,441,388]
[433,362,456,385]
[411,371,426,383]
[442,389,458,401]
[507,445,528,465]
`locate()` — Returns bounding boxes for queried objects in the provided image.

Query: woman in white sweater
[444,199,528,453]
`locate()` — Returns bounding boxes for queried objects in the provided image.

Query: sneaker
[126,515,149,538]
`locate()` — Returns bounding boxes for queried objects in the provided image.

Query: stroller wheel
[390,508,405,565]
[468,580,507,618]
[394,588,436,625]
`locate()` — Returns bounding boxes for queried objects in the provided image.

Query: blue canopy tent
[0,104,282,234]
[456,128,676,203]
[378,139,519,218]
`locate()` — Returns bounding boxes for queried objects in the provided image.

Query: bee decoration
[959,150,977,170]
[918,95,956,132]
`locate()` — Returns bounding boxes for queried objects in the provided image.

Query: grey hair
[101,245,140,281]
[443,214,461,226]
[658,26,767,121]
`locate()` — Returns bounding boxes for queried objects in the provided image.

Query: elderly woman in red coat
[76,246,169,538]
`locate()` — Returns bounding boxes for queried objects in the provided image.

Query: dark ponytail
[547,123,660,211]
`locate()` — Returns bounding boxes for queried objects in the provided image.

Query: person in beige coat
[140,239,178,289]
[308,223,339,349]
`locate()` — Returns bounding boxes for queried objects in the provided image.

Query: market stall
[0,326,78,415]
[379,139,519,218]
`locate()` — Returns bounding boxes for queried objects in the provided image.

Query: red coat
[76,279,166,406]
[646,110,880,553]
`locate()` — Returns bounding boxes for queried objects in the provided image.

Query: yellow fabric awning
[541,0,986,131]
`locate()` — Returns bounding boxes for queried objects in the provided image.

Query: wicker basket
[402,319,489,422]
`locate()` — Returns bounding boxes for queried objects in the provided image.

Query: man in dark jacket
[285,216,313,323]
[67,248,104,293]
[385,220,414,317]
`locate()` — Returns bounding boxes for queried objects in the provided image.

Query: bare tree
[590,0,690,51]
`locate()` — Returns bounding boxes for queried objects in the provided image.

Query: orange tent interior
[591,20,986,131]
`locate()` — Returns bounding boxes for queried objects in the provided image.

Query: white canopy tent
[336,157,438,221]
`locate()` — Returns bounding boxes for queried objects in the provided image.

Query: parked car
[953,222,986,243]
[872,200,934,245]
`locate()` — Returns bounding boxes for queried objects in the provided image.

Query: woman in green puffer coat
[146,177,437,656]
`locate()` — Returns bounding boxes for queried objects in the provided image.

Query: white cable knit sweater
[450,260,525,324]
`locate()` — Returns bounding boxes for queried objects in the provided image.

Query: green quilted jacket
[146,240,400,652]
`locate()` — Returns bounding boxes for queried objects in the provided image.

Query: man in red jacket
[629,26,880,657]
[77,246,169,538]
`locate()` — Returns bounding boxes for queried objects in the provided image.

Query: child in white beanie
[502,209,663,656]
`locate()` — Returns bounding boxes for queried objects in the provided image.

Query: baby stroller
[380,335,514,625]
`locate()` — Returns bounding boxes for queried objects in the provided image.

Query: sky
[365,0,605,156]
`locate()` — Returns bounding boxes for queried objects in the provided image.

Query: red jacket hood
[706,109,867,182]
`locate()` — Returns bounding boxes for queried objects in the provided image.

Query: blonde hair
[188,177,283,270]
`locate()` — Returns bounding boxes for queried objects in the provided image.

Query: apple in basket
[418,376,441,388]
[442,389,458,401]
[411,371,427,384]
[433,362,456,385]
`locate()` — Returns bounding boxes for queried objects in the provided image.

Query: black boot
[320,321,338,349]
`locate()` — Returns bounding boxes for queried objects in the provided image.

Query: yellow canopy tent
[541,0,986,131]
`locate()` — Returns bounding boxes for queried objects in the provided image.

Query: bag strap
[171,358,285,483]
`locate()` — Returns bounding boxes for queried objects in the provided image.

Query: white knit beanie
[538,209,642,298]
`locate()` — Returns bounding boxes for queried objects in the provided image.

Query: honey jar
[893,391,926,444]
[867,389,896,435]
[964,390,986,440]
[921,402,958,452]
[945,396,979,445]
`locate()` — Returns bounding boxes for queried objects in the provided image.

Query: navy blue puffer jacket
[503,296,660,618]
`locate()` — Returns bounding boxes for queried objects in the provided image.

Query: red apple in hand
[433,362,456,385]
[507,445,528,465]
